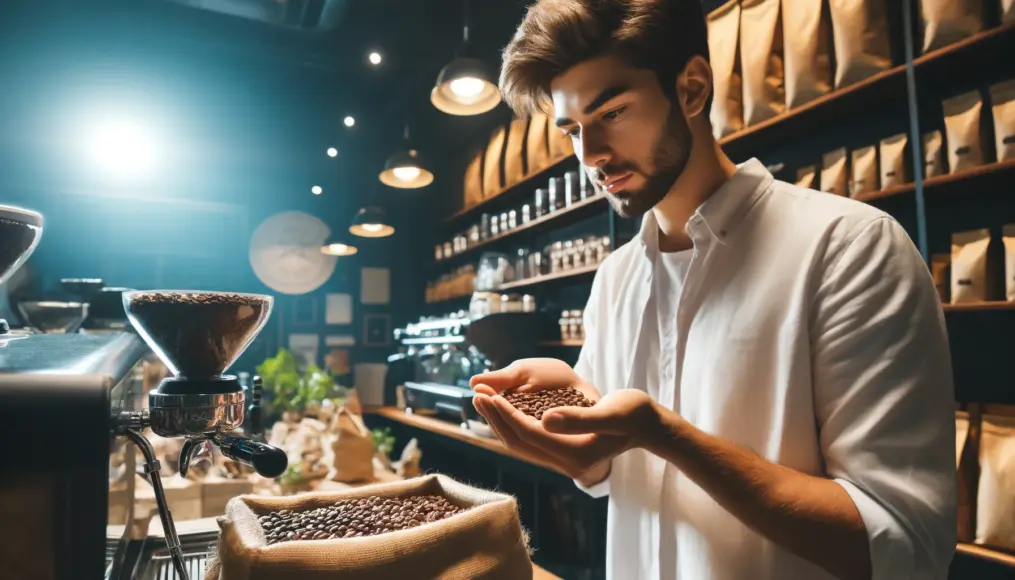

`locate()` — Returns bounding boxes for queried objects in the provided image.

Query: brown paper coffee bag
[708,0,745,138]
[526,112,551,174]
[923,130,945,178]
[990,80,1015,162]
[943,90,985,174]
[1004,0,1015,23]
[951,228,990,304]
[483,126,507,197]
[820,148,848,196]
[783,0,832,108]
[795,165,817,189]
[956,409,975,543]
[331,408,376,484]
[503,117,529,187]
[740,0,785,126]
[920,0,983,52]
[850,145,878,197]
[828,0,892,88]
[1003,224,1015,301]
[879,133,909,187]
[932,253,950,303]
[975,414,1015,551]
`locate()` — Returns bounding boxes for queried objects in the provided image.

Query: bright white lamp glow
[321,243,357,256]
[343,116,355,127]
[392,166,422,182]
[327,147,338,157]
[368,52,382,66]
[311,185,323,195]
[449,77,485,99]
[360,223,383,233]
[88,121,156,178]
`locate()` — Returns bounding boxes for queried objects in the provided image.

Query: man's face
[551,54,692,218]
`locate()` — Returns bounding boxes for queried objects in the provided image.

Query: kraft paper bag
[331,408,376,484]
[740,0,785,126]
[783,0,832,108]
[975,414,1015,551]
[879,133,909,187]
[932,253,950,303]
[1004,224,1015,301]
[990,80,1015,162]
[483,126,507,197]
[708,0,745,138]
[526,112,551,175]
[795,165,817,189]
[943,90,985,174]
[955,409,974,543]
[503,117,529,187]
[951,228,990,304]
[828,0,892,88]
[463,153,485,209]
[1004,0,1015,23]
[920,0,983,52]
[850,145,878,197]
[820,148,848,196]
[923,130,945,178]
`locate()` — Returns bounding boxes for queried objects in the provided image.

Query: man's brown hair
[500,0,711,117]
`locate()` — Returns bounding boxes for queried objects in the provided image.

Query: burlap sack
[783,0,832,108]
[526,113,551,175]
[920,0,983,53]
[483,126,507,198]
[708,0,744,138]
[504,117,530,187]
[990,80,1015,162]
[943,90,985,174]
[879,133,909,187]
[951,228,991,304]
[975,414,1015,551]
[464,151,484,209]
[331,408,375,484]
[205,475,533,580]
[828,0,892,88]
[740,0,785,126]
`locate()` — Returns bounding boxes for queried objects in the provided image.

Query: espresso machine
[0,204,43,336]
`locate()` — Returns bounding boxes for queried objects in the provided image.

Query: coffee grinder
[111,290,287,580]
[0,204,43,335]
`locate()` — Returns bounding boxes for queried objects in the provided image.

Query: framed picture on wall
[293,296,318,326]
[363,314,391,347]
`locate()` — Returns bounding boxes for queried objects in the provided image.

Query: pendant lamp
[431,2,500,116]
[320,233,358,256]
[379,126,434,189]
[349,206,394,238]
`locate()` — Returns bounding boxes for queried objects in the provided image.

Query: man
[470,1,956,579]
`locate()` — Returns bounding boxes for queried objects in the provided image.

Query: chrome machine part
[147,390,245,438]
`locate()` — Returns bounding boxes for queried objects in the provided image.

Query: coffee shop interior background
[3,0,1015,579]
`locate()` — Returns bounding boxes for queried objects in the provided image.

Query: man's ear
[677,55,713,119]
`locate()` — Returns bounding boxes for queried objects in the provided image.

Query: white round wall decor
[249,211,337,295]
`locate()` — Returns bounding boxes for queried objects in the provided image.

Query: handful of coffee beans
[502,386,595,420]
[258,495,464,545]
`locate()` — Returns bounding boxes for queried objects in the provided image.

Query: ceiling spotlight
[379,126,434,189]
[343,116,355,128]
[368,51,382,66]
[349,206,394,238]
[327,147,338,158]
[311,185,323,195]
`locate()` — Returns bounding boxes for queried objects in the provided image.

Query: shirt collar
[638,158,773,252]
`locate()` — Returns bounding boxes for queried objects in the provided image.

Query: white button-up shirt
[574,159,956,580]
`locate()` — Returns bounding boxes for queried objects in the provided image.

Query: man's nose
[576,125,611,169]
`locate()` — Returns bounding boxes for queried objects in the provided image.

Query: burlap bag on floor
[204,475,533,580]
[708,0,744,138]
[331,408,376,484]
[503,117,530,187]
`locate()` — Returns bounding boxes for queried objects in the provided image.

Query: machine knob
[248,375,264,437]
[216,434,287,478]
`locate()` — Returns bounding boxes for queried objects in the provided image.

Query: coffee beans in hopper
[502,386,595,420]
[258,495,464,545]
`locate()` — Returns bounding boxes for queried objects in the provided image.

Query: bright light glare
[361,223,383,232]
[392,166,422,182]
[449,77,485,98]
[327,147,338,157]
[88,121,156,178]
[343,116,356,127]
[322,243,355,256]
[311,185,323,195]
[368,52,382,65]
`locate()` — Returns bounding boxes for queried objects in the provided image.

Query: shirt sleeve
[572,271,611,498]
[811,217,956,580]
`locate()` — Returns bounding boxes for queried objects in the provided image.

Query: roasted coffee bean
[501,386,595,420]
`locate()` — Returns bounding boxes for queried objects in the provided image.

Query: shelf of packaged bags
[854,158,1015,203]
[363,406,567,476]
[955,543,1015,568]
[719,22,1015,154]
[496,263,599,292]
[942,301,1015,312]
[434,195,609,267]
[538,340,585,347]
[444,154,577,224]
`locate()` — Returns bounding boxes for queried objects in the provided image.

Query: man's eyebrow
[554,84,631,128]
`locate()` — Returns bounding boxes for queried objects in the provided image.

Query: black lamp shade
[430,57,501,116]
[349,206,394,238]
[379,148,434,189]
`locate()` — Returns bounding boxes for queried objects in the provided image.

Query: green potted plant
[257,348,347,423]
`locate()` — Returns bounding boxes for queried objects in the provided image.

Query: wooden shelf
[445,154,576,223]
[363,406,565,476]
[955,543,1015,568]
[496,263,599,291]
[435,195,609,267]
[942,301,1015,312]
[854,158,1015,202]
[538,340,585,347]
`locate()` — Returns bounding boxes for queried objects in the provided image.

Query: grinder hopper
[0,205,43,334]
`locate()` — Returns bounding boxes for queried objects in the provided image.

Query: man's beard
[597,104,693,219]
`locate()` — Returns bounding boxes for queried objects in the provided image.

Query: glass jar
[572,238,586,269]
[562,240,575,271]
[499,212,509,233]
[584,236,598,265]
[443,242,453,259]
[568,310,583,340]
[508,210,517,229]
[522,294,536,313]
[550,242,564,273]
[559,310,571,340]
[534,188,547,218]
[548,177,563,212]
[480,213,491,239]
[597,236,612,263]
[515,248,530,280]
[579,168,593,199]
[434,245,443,261]
[521,204,532,224]
[502,294,523,313]
[564,171,579,206]
[468,225,480,245]
[529,251,546,277]
[491,218,500,237]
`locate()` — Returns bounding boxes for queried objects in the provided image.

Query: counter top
[364,406,566,476]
